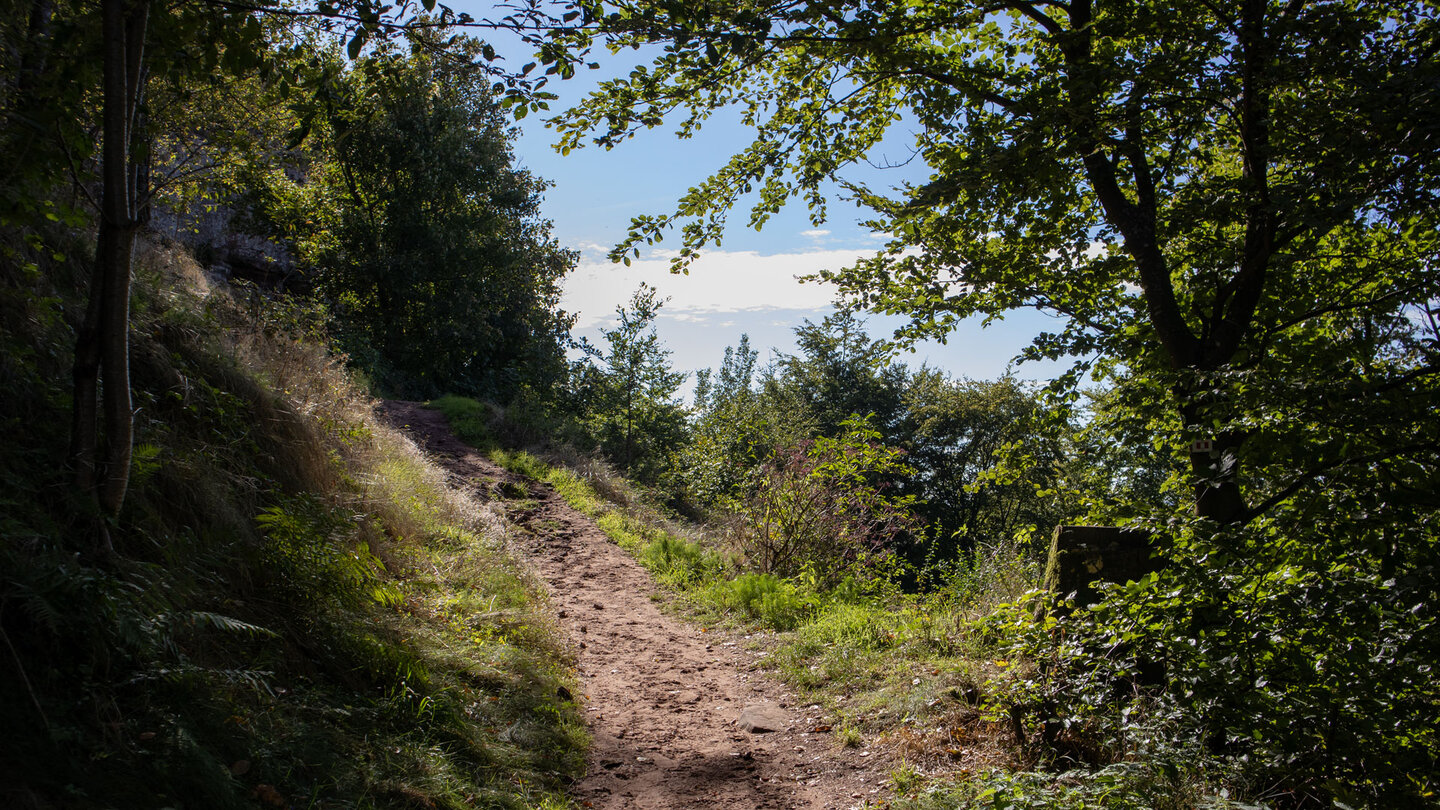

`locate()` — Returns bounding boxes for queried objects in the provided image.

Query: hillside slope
[1,233,582,809]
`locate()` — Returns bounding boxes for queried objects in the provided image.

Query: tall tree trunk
[70,0,149,525]
[1188,438,1246,524]
[15,0,56,97]
[70,230,106,495]
[1064,0,1273,527]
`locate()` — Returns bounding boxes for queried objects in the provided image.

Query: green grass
[425,420,723,591]
[429,394,495,449]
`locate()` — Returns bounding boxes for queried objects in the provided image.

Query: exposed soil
[380,401,890,809]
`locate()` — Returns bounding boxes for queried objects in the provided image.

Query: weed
[712,573,816,630]
[888,759,923,795]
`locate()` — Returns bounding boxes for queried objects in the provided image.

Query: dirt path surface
[379,401,889,810]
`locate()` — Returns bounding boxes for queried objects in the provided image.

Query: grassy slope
[0,229,583,809]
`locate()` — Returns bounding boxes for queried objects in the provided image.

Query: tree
[533,0,1439,527]
[247,33,575,400]
[680,334,770,505]
[67,0,268,523]
[6,0,551,524]
[63,0,272,527]
[575,283,687,481]
[737,415,918,587]
[767,311,908,440]
[522,2,1440,796]
[899,371,1072,560]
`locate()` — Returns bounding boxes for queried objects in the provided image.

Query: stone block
[1041,525,1160,608]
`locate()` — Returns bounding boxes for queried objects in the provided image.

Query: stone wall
[1040,525,1161,609]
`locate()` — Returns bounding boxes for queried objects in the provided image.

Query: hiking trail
[380,401,890,810]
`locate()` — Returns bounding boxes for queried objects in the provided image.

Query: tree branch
[1242,443,1439,524]
[1062,0,1199,368]
[1209,0,1275,366]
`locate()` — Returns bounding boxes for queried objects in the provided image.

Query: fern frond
[180,611,278,638]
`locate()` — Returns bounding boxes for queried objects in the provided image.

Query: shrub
[735,415,918,587]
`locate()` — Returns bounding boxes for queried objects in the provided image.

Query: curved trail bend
[380,402,888,810]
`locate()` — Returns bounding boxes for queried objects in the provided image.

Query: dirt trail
[380,402,888,809]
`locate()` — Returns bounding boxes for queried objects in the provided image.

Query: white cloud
[572,240,613,260]
[801,229,831,238]
[562,248,878,328]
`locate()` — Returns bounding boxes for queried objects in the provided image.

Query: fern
[178,611,277,638]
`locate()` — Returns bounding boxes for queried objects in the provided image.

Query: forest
[1,0,1436,808]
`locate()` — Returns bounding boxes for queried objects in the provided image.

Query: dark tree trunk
[1062,0,1276,527]
[1188,440,1247,524]
[70,0,150,526]
[16,0,56,95]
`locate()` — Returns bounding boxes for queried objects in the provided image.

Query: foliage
[246,33,576,401]
[672,318,899,511]
[980,508,1440,807]
[513,0,1440,802]
[770,311,909,439]
[680,316,1077,574]
[535,0,1440,507]
[0,236,584,808]
[896,763,1257,810]
[736,415,918,587]
[900,371,1075,563]
[674,333,773,506]
[0,0,573,523]
[713,572,818,631]
[567,283,689,484]
[531,0,1440,526]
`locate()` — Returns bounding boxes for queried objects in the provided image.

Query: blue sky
[454,9,1065,387]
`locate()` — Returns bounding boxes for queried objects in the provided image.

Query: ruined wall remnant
[1041,525,1161,609]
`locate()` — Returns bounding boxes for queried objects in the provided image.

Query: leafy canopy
[243,32,576,400]
[513,0,1439,524]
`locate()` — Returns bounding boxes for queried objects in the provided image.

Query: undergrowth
[1,230,583,809]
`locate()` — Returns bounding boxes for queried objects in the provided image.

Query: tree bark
[1059,0,1276,525]
[70,0,149,524]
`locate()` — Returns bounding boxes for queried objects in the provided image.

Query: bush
[735,415,918,587]
[980,512,1440,806]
